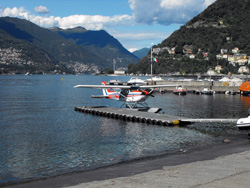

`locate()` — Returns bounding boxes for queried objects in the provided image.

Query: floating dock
[74,106,238,126]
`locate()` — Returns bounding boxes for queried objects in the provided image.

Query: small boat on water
[173,85,187,95]
[127,77,147,85]
[225,90,236,95]
[239,81,250,95]
[146,76,164,82]
[237,109,250,130]
[237,117,250,130]
[109,79,123,85]
[201,88,213,95]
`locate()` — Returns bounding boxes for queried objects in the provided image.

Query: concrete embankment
[153,80,240,92]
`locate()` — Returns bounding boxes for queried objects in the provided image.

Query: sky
[0,0,216,52]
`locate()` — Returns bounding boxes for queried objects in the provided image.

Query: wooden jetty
[74,106,238,126]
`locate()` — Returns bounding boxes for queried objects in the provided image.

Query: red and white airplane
[74,81,175,109]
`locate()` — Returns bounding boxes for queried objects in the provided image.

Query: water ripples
[1,75,250,185]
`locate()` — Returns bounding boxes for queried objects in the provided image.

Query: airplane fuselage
[107,89,149,102]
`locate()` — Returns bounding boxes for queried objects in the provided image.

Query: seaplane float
[74,81,250,135]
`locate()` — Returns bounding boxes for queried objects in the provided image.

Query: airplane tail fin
[101,81,118,98]
[101,81,108,96]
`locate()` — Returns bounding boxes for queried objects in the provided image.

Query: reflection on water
[0,75,249,185]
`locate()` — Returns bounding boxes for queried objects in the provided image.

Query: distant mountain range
[0,17,139,74]
[129,0,250,75]
[132,48,149,59]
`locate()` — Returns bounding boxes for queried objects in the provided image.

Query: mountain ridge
[132,48,149,59]
[0,17,138,74]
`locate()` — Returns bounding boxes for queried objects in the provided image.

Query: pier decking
[74,106,238,126]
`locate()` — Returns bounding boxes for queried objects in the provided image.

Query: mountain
[132,48,149,59]
[128,0,250,75]
[0,17,138,74]
[51,27,139,69]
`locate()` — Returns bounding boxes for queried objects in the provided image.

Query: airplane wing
[74,85,131,89]
[74,84,176,89]
[140,85,176,88]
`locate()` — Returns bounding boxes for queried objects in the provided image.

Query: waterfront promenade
[68,150,250,188]
[153,80,240,92]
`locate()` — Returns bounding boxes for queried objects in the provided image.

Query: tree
[175,46,183,54]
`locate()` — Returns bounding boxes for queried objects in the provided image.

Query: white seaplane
[74,81,175,109]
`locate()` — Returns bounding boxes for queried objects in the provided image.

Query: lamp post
[151,43,153,78]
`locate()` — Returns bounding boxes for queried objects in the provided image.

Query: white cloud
[57,14,132,29]
[0,0,216,29]
[34,6,50,14]
[0,7,133,30]
[115,32,163,41]
[129,0,216,25]
[1,7,30,19]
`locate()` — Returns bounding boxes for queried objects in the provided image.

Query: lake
[0,75,249,185]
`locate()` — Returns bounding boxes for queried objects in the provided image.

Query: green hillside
[128,0,250,75]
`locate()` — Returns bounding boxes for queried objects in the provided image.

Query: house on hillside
[223,54,228,59]
[236,58,248,65]
[232,47,239,54]
[152,48,161,55]
[228,55,237,62]
[238,66,249,74]
[215,65,223,73]
[189,54,195,59]
[216,54,223,59]
[168,47,175,54]
[220,49,228,54]
[114,70,125,75]
[183,45,193,54]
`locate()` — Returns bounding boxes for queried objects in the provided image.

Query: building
[228,55,236,62]
[232,47,239,54]
[114,70,125,75]
[238,66,249,74]
[215,65,223,73]
[207,68,216,75]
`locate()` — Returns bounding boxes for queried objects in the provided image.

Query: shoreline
[5,133,250,188]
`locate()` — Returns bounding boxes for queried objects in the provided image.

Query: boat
[204,77,214,82]
[127,77,147,85]
[237,117,250,130]
[109,79,123,85]
[201,88,213,95]
[194,90,201,94]
[173,85,187,95]
[239,81,250,95]
[146,76,164,82]
[225,90,236,95]
[237,109,250,130]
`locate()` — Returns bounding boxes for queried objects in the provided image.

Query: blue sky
[0,0,216,52]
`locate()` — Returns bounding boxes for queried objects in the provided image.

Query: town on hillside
[152,45,250,74]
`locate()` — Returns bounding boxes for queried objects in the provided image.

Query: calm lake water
[0,75,249,185]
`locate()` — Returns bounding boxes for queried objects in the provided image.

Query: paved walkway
[65,150,250,188]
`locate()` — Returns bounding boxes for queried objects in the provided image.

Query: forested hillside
[0,17,138,74]
[128,0,250,75]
